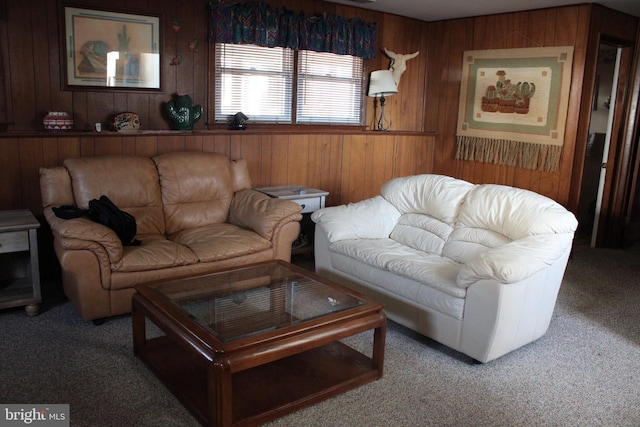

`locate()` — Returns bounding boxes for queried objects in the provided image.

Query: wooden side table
[0,209,41,315]
[255,186,329,255]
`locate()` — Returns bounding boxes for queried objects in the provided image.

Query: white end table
[255,186,329,255]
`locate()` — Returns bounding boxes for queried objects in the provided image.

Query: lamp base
[375,94,390,131]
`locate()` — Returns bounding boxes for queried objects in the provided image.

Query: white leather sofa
[311,174,578,363]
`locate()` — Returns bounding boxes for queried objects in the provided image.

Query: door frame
[597,36,638,247]
[573,33,638,248]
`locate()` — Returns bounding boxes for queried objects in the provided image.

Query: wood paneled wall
[0,0,210,131]
[0,132,434,216]
[1,0,639,219]
[425,5,639,207]
[0,0,429,133]
[372,11,429,132]
[0,0,433,222]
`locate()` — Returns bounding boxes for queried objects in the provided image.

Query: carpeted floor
[1,242,640,426]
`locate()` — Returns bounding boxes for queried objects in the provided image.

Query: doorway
[576,38,636,248]
[577,43,620,246]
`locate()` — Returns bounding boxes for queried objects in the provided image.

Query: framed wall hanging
[62,4,162,91]
[456,46,575,172]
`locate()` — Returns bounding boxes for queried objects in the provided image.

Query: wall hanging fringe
[456,136,562,173]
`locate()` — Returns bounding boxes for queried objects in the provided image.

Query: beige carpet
[1,242,639,426]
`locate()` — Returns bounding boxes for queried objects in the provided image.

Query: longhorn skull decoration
[384,48,420,88]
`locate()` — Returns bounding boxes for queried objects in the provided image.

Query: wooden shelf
[0,128,437,139]
[0,277,36,304]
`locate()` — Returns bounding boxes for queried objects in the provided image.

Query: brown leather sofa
[40,152,303,321]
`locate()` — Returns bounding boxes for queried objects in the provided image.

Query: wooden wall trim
[0,129,437,139]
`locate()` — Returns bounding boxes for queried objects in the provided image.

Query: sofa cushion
[63,156,165,236]
[381,174,473,222]
[169,223,272,262]
[330,238,421,270]
[442,227,510,264]
[311,196,400,242]
[455,184,578,240]
[111,235,199,275]
[154,152,235,234]
[442,183,578,264]
[329,250,466,320]
[329,239,465,298]
[39,167,74,207]
[387,256,465,299]
[390,213,454,256]
[231,159,252,191]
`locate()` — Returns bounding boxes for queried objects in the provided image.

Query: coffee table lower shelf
[140,335,379,426]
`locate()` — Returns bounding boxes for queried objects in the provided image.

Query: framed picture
[63,5,162,91]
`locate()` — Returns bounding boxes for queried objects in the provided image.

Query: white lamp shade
[368,70,398,97]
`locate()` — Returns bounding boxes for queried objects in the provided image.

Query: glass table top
[149,262,364,343]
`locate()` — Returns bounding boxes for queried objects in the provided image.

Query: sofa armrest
[229,189,303,240]
[457,233,575,287]
[311,196,401,243]
[44,207,124,263]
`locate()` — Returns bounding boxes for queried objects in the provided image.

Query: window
[215,43,363,125]
[215,44,293,123]
[297,50,363,125]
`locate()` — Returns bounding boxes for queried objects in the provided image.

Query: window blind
[215,43,293,123]
[297,51,363,125]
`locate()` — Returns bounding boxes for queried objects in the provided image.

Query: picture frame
[62,4,162,91]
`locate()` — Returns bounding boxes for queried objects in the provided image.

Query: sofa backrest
[442,183,578,264]
[153,152,251,235]
[40,166,75,208]
[381,174,473,256]
[63,156,165,236]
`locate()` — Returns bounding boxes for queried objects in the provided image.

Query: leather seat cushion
[329,250,466,320]
[169,223,272,262]
[111,235,199,277]
[330,238,465,299]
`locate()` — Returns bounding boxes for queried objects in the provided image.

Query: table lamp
[368,70,398,131]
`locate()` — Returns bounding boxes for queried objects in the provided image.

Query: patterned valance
[208,1,377,59]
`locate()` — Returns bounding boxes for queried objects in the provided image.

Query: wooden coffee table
[132,260,386,426]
